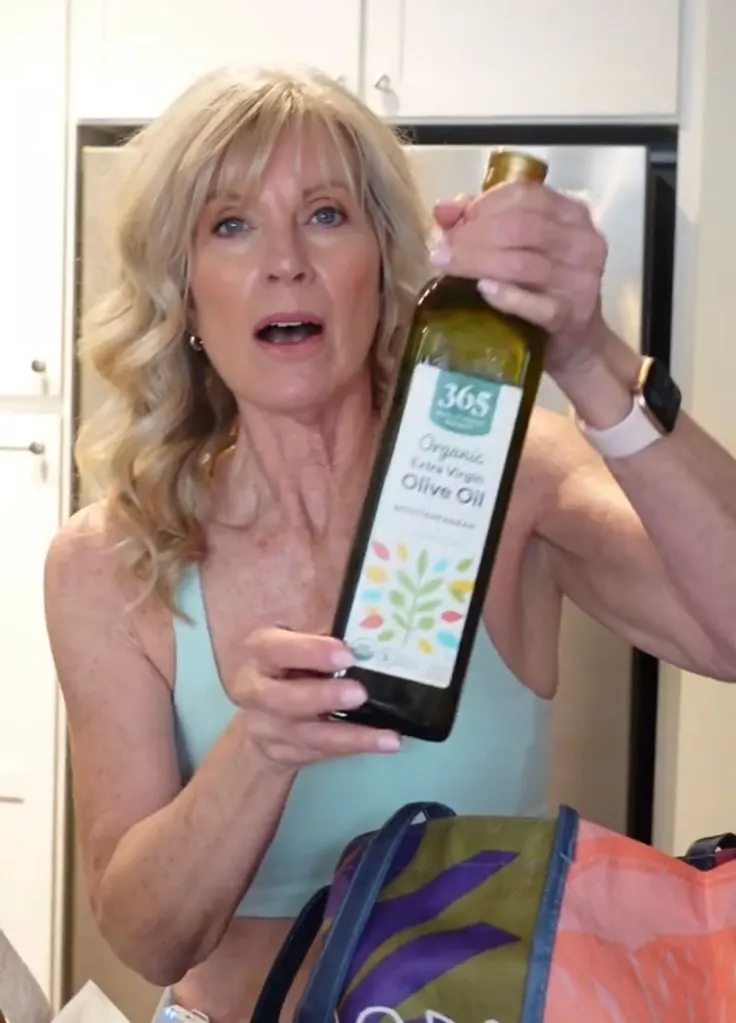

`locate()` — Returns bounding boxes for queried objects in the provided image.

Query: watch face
[642,358,681,433]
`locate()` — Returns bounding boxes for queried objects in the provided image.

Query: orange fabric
[545,821,736,1021]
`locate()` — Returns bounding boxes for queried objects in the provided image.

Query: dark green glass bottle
[331,149,549,741]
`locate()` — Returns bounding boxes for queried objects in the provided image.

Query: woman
[45,66,736,1023]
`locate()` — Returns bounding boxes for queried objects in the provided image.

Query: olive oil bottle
[331,149,549,742]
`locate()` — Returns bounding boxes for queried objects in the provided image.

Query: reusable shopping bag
[252,801,736,1022]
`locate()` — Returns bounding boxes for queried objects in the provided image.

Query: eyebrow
[206,179,352,205]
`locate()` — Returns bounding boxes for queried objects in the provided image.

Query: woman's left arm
[531,333,736,680]
[432,182,736,681]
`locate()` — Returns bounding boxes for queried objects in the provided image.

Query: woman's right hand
[233,627,402,769]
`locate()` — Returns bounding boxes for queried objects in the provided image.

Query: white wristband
[574,395,665,459]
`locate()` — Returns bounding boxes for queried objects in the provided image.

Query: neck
[212,374,378,538]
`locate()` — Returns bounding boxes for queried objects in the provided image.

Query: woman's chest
[184,530,356,690]
[139,466,552,693]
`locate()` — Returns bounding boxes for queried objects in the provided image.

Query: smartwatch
[575,356,682,459]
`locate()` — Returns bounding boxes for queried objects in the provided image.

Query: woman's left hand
[431,182,609,381]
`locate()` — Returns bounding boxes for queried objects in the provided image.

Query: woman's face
[189,124,382,417]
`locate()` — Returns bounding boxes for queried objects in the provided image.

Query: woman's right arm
[44,513,398,986]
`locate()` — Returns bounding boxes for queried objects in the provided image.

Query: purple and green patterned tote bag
[251,800,736,1023]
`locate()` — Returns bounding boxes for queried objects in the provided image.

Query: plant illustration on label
[350,541,474,660]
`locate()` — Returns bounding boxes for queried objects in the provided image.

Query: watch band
[574,394,665,459]
[574,356,673,459]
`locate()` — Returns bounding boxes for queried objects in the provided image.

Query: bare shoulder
[46,499,126,582]
[44,501,174,699]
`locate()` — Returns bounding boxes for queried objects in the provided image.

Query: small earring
[187,331,204,352]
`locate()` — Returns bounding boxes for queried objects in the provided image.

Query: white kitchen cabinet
[364,0,680,121]
[0,3,67,397]
[0,413,63,996]
[70,0,363,122]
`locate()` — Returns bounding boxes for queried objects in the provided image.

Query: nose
[261,223,313,285]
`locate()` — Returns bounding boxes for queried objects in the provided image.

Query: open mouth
[254,318,324,345]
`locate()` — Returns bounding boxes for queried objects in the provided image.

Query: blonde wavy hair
[76,66,432,612]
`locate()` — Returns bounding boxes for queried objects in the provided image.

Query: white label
[343,363,522,689]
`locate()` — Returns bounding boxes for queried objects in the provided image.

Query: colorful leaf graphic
[456,557,474,572]
[417,549,428,578]
[418,639,433,654]
[396,542,409,562]
[397,570,417,594]
[361,589,382,603]
[417,616,435,630]
[419,577,443,596]
[441,610,463,623]
[417,599,442,613]
[388,590,406,608]
[449,579,474,602]
[365,606,379,616]
[377,629,395,642]
[360,614,383,629]
[372,542,390,561]
[437,630,460,650]
[393,613,410,631]
[433,558,449,573]
[366,566,388,583]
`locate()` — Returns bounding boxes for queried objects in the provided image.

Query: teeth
[256,320,322,344]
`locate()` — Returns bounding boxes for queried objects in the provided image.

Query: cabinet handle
[31,359,46,373]
[373,74,391,92]
[0,441,45,455]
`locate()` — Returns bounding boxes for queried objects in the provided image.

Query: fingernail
[340,684,367,708]
[478,278,501,298]
[377,732,402,752]
[430,239,451,267]
[331,648,355,670]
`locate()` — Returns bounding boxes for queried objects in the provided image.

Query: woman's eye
[213,216,247,237]
[310,205,345,227]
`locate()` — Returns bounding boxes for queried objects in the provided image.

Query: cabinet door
[71,0,362,121]
[0,413,62,996]
[0,4,66,397]
[365,0,679,121]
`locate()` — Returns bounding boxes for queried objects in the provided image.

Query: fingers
[435,211,605,275]
[258,719,401,765]
[243,674,402,763]
[242,670,367,720]
[237,626,403,767]
[432,194,472,230]
[244,626,354,677]
[464,180,592,227]
[477,279,567,333]
[434,240,554,290]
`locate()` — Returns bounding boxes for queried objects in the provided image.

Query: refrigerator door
[405,142,648,834]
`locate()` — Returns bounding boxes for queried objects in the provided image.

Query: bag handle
[251,801,454,1023]
[296,800,455,1023]
[250,886,329,1023]
[682,832,736,870]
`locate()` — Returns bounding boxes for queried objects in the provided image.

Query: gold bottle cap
[483,149,548,190]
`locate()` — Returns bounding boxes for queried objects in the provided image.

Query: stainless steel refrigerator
[65,129,676,1023]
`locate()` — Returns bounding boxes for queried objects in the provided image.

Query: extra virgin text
[401,432,487,509]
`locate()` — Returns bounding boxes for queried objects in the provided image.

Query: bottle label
[343,363,522,689]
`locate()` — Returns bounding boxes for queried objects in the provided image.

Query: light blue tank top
[172,566,550,917]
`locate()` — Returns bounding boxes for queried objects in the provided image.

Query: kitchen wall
[1,0,736,1016]
[652,0,736,855]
